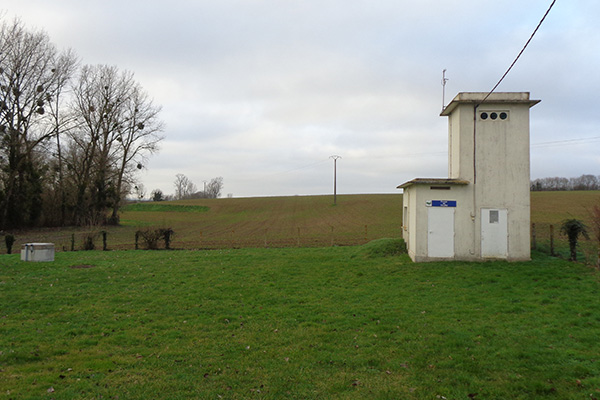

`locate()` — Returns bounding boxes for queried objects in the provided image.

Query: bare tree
[67,65,128,224]
[43,49,78,225]
[67,64,163,225]
[0,19,75,228]
[0,19,163,228]
[108,83,163,223]
[205,176,224,198]
[570,175,599,191]
[174,173,197,200]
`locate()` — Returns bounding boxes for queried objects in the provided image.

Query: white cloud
[3,0,599,197]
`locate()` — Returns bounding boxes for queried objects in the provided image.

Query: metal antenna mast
[330,155,341,205]
[441,69,449,112]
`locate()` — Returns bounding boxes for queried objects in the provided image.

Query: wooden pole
[550,224,554,256]
[330,226,334,247]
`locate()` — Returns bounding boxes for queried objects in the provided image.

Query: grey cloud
[3,0,599,196]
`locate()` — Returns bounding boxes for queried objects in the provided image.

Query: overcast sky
[2,0,599,197]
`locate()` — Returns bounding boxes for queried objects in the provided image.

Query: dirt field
[3,191,599,256]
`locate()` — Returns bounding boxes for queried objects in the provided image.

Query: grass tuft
[353,238,407,258]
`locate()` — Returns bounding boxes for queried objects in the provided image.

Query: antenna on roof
[441,69,449,112]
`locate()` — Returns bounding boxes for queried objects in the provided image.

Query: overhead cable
[479,0,557,105]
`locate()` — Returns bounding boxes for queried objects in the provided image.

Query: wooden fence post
[330,226,334,247]
[549,224,555,256]
[596,235,600,268]
[597,239,600,268]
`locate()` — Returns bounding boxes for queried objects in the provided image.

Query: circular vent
[480,111,509,121]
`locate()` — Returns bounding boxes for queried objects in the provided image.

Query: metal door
[481,208,508,258]
[427,207,455,258]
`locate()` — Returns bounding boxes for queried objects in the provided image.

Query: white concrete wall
[404,184,475,262]
[402,92,537,262]
[475,102,532,260]
[448,106,473,180]
[446,93,535,261]
[402,186,418,260]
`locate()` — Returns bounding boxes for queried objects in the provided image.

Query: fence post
[597,239,600,268]
[102,231,107,251]
[330,226,334,247]
[550,224,555,256]
[531,223,536,250]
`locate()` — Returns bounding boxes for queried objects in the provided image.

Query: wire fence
[1,224,404,254]
[4,222,598,267]
[531,222,599,266]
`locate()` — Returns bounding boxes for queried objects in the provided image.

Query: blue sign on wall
[431,200,457,207]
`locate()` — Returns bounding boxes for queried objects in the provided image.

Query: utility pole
[330,155,341,205]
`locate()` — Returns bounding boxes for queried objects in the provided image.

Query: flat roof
[441,92,541,116]
[397,178,470,189]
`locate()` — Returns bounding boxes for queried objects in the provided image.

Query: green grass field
[2,245,600,399]
[1,192,600,398]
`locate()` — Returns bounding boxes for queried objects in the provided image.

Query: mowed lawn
[2,246,600,399]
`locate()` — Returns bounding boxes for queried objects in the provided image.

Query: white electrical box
[21,243,55,262]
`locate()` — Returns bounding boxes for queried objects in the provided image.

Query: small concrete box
[21,243,55,262]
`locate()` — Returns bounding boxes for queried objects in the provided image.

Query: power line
[479,0,557,105]
[532,136,600,148]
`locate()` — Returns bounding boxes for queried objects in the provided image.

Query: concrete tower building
[398,92,540,262]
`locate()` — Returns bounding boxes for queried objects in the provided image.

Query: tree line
[151,175,224,201]
[531,175,600,191]
[0,18,163,229]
